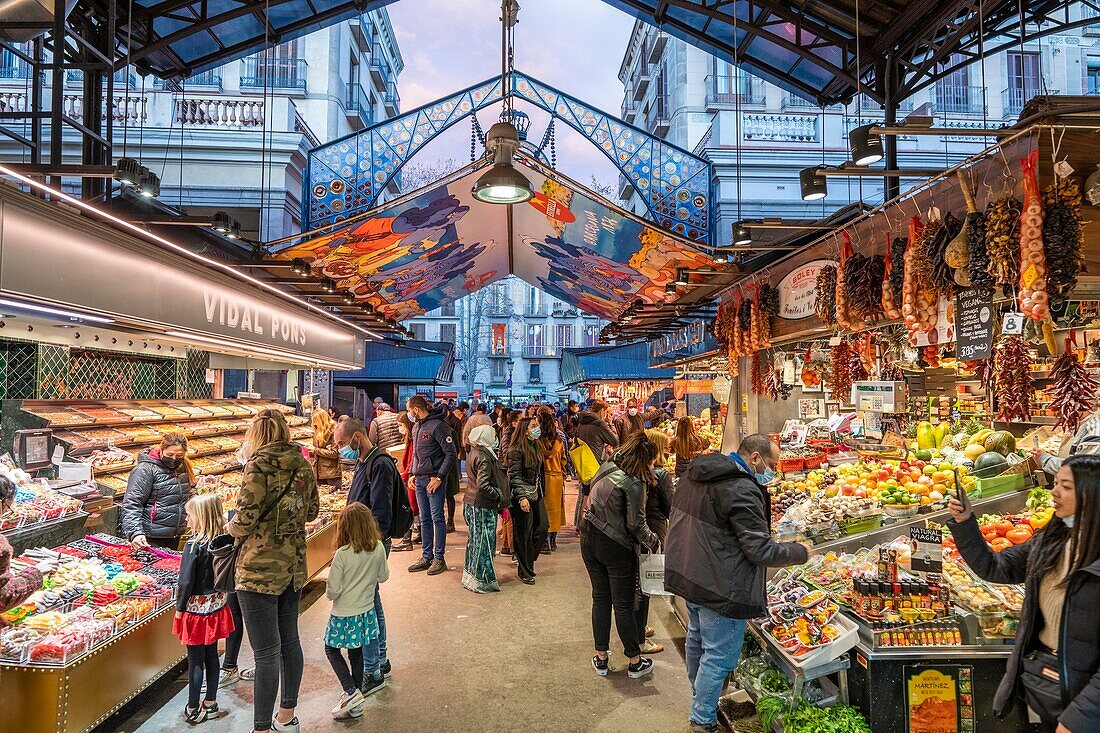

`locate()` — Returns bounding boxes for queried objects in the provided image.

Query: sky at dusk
[387,0,634,190]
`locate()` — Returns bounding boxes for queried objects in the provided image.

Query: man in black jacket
[665,435,811,733]
[405,396,457,575]
[334,418,399,684]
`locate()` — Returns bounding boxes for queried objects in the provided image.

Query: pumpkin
[983,430,1017,455]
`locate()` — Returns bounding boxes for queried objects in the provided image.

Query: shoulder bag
[210,468,299,592]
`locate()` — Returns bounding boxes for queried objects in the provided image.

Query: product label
[777,259,835,320]
[904,665,974,733]
[1001,311,1025,335]
[954,286,994,361]
[910,526,944,575]
[1020,263,1041,290]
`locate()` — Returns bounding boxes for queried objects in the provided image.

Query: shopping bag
[570,438,601,484]
[638,549,670,597]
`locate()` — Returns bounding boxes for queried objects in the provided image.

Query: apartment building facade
[405,276,607,404]
[0,9,404,241]
[619,7,1100,246]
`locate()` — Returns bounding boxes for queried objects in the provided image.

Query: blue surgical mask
[338,437,360,461]
[1063,515,1076,529]
[529,426,542,440]
[755,468,777,485]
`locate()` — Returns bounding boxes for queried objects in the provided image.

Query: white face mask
[1063,515,1076,529]
[628,408,638,417]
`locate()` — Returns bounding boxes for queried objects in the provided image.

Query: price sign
[1001,311,1025,335]
[954,287,995,361]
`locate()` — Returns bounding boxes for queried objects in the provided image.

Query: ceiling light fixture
[849,124,884,166]
[319,278,337,294]
[471,0,532,206]
[799,167,827,201]
[137,166,160,198]
[211,211,233,233]
[341,290,356,304]
[290,259,311,277]
[732,221,752,246]
[0,163,383,339]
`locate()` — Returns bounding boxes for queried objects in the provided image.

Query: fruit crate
[803,453,826,470]
[777,457,805,473]
[975,473,1025,498]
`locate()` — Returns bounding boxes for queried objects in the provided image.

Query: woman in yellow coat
[537,407,566,553]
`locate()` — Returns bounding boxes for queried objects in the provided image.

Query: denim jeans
[362,538,390,679]
[415,476,447,560]
[237,585,305,732]
[685,602,747,726]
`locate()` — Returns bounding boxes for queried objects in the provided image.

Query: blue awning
[334,339,453,384]
[561,341,675,386]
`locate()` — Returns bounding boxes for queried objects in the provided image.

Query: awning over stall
[334,339,454,384]
[273,156,717,321]
[561,341,675,386]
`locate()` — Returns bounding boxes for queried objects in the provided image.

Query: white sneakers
[330,690,365,720]
[272,715,302,731]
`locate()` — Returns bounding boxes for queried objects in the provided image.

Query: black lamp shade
[850,124,884,166]
[800,167,827,201]
[733,221,752,245]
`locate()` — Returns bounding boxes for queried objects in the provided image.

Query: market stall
[561,341,675,410]
[673,118,1100,732]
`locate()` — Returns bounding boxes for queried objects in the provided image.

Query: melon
[963,444,986,461]
[973,451,1009,478]
[983,431,1017,455]
[952,433,970,450]
[952,455,975,471]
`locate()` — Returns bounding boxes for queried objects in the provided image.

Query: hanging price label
[1001,312,1025,335]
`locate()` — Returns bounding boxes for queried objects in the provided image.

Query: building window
[491,323,508,355]
[527,287,541,314]
[1088,60,1100,96]
[556,324,574,348]
[439,323,456,343]
[526,324,543,349]
[529,362,541,382]
[584,324,599,347]
[440,302,456,317]
[409,323,425,340]
[491,359,508,382]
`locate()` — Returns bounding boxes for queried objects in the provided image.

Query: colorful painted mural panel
[276,158,718,321]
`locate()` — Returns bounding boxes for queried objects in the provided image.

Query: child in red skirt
[174,493,235,724]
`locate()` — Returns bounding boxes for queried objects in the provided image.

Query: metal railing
[705,73,766,108]
[240,57,307,90]
[344,82,374,124]
[65,68,138,86]
[0,58,30,79]
[781,91,819,109]
[1002,86,1055,117]
[370,42,390,83]
[523,345,560,358]
[384,79,399,111]
[932,83,985,114]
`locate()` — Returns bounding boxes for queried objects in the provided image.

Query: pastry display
[80,449,135,473]
[78,406,130,422]
[178,404,212,417]
[113,424,163,443]
[54,427,126,449]
[25,408,95,426]
[149,404,189,418]
[117,406,163,420]
[200,403,233,416]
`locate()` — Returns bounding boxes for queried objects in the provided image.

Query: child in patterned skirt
[324,503,390,719]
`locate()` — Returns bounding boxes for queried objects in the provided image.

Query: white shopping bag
[639,549,670,597]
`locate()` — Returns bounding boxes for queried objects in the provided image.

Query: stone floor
[103,487,695,733]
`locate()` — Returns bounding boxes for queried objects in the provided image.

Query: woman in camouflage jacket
[228,409,319,733]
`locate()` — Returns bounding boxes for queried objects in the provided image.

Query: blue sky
[388,0,633,190]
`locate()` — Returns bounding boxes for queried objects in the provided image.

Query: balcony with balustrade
[1002,86,1054,118]
[931,83,986,115]
[241,57,307,91]
[705,74,766,111]
[522,345,560,359]
[344,82,374,126]
[384,78,400,114]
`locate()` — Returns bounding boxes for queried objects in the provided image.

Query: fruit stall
[693,117,1100,732]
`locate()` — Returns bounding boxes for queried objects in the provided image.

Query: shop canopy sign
[777,259,834,320]
[0,193,364,368]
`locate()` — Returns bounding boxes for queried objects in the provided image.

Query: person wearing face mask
[948,454,1100,733]
[121,432,195,550]
[614,399,646,445]
[665,435,811,733]
[507,417,548,585]
[463,424,507,594]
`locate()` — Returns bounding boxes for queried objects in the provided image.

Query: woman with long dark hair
[581,432,661,679]
[670,416,709,478]
[948,454,1100,732]
[507,417,548,585]
[537,406,567,553]
[122,432,195,550]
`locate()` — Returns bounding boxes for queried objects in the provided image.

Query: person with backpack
[334,418,413,685]
[463,424,508,593]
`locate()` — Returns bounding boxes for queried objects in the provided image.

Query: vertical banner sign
[904,665,974,733]
[492,323,507,354]
[910,526,945,576]
[954,287,995,361]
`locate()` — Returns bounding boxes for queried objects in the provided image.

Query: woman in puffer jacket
[121,432,194,550]
[948,454,1100,733]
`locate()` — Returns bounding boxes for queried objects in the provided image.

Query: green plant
[755,694,789,731]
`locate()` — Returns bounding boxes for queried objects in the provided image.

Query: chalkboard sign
[954,287,994,361]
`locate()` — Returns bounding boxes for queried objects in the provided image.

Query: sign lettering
[777,259,835,320]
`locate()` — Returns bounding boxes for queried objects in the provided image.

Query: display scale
[0,399,349,733]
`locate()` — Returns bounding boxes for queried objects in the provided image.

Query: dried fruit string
[1046,330,1097,433]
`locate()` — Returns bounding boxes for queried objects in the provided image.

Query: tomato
[1006,526,1033,545]
[979,522,997,536]
[983,531,999,543]
[994,520,1014,537]
[990,537,1013,552]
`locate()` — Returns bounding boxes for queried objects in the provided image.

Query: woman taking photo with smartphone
[947,454,1100,732]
